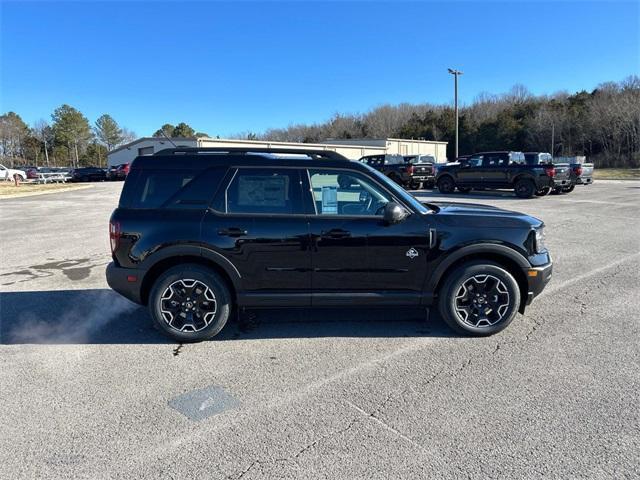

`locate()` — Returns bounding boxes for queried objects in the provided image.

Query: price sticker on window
[321,186,338,214]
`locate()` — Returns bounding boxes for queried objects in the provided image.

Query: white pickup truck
[0,164,26,181]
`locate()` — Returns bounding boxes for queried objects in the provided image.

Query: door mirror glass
[383,202,408,225]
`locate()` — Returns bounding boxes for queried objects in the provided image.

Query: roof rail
[153,147,349,161]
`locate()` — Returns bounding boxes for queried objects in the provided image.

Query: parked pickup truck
[524,152,571,195]
[554,156,594,191]
[435,151,556,198]
[358,154,418,188]
[403,154,437,189]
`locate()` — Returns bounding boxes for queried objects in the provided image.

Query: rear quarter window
[120,167,226,209]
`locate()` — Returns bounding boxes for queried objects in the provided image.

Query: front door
[305,168,429,306]
[456,155,484,187]
[202,167,311,306]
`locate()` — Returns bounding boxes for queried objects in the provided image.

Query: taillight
[574,166,583,176]
[407,165,414,175]
[545,166,556,178]
[109,221,120,253]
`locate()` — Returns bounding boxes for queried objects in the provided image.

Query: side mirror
[383,202,408,225]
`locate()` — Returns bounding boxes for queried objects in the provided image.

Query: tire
[437,261,521,336]
[437,176,456,194]
[535,187,551,196]
[409,181,421,190]
[457,186,472,193]
[514,179,535,198]
[563,185,575,193]
[14,174,25,182]
[148,264,232,342]
[551,188,564,195]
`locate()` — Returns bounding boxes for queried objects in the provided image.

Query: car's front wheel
[149,264,231,342]
[438,261,521,336]
[437,176,456,194]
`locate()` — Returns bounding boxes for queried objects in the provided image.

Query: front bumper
[106,262,144,305]
[523,259,553,306]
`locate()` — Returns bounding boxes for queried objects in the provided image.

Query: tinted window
[225,168,303,215]
[308,169,391,216]
[129,170,196,208]
[467,155,483,167]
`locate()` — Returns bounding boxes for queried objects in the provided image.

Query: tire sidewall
[438,176,455,193]
[514,179,535,198]
[149,265,231,342]
[438,262,521,336]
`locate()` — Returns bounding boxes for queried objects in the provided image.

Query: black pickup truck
[358,154,417,188]
[523,152,571,195]
[403,154,437,189]
[435,151,556,198]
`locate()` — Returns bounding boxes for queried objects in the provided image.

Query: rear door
[481,153,509,187]
[202,167,312,306]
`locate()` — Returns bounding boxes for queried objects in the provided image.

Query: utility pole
[448,68,463,160]
[551,122,555,157]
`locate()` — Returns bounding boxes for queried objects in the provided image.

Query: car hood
[426,201,543,229]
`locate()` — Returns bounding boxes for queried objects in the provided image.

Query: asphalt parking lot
[1,181,639,479]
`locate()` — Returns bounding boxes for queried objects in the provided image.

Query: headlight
[535,227,546,253]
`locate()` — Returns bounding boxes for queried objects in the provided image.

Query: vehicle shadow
[409,189,534,201]
[0,289,453,345]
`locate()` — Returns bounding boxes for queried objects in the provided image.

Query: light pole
[448,68,463,160]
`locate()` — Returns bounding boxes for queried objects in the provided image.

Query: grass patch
[593,168,640,180]
[0,181,90,197]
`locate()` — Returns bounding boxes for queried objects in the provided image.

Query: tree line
[0,106,138,168]
[258,76,640,167]
[2,76,638,168]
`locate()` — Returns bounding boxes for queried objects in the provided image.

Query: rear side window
[223,168,304,215]
[122,167,226,209]
[134,171,195,208]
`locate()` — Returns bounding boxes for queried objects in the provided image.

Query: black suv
[436,151,557,198]
[107,148,553,341]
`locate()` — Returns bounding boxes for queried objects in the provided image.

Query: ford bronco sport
[106,147,553,341]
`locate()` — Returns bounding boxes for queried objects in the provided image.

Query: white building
[107,136,447,167]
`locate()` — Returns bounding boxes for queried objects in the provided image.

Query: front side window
[225,168,303,215]
[308,169,392,216]
[467,156,483,167]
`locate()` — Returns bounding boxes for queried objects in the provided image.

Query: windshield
[361,164,430,214]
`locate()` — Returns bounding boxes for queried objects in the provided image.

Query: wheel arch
[428,245,529,313]
[139,248,240,306]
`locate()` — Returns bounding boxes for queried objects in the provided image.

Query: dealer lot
[1,181,639,479]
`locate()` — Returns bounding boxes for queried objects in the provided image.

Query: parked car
[114,163,130,180]
[523,152,571,195]
[106,147,553,342]
[435,151,556,198]
[359,154,417,188]
[403,154,437,189]
[561,158,594,192]
[106,165,120,181]
[70,167,107,182]
[0,164,26,181]
[26,167,40,180]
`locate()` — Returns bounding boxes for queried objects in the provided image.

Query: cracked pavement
[1,181,639,479]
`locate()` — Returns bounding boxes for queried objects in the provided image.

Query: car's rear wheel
[438,261,521,336]
[535,186,551,196]
[437,176,456,194]
[514,179,535,198]
[563,185,575,193]
[149,264,231,342]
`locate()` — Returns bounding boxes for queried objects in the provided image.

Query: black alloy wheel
[437,176,456,194]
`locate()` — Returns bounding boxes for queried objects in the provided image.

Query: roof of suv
[131,147,356,170]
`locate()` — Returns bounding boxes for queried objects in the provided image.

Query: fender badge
[406,248,419,259]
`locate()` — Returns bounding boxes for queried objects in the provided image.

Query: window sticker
[321,186,338,214]
[237,175,288,207]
